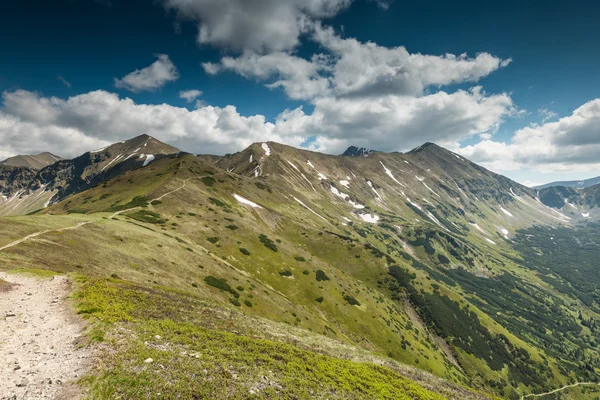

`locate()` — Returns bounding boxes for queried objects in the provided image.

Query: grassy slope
[2,152,597,398]
[0,156,492,399]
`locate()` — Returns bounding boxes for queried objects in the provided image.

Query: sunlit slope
[29,152,594,398]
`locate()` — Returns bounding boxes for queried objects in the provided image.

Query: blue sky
[1,0,600,185]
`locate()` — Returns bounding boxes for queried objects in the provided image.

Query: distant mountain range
[534,175,600,189]
[0,152,62,169]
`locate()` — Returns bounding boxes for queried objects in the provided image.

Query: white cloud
[0,89,307,158]
[457,99,600,173]
[114,54,179,92]
[298,87,515,153]
[179,89,203,102]
[208,25,511,101]
[207,51,331,100]
[538,107,558,123]
[162,0,352,53]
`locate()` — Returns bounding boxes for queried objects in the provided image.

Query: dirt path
[522,382,600,399]
[0,272,90,400]
[0,222,92,252]
[109,177,201,219]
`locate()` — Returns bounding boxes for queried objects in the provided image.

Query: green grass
[7,268,62,278]
[125,210,166,224]
[75,278,448,400]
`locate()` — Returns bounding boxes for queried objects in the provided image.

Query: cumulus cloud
[114,54,179,92]
[0,89,308,158]
[179,89,203,102]
[0,87,515,159]
[208,25,511,101]
[457,99,600,172]
[205,52,331,100]
[162,0,352,53]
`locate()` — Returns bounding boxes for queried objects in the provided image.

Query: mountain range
[1,135,599,399]
[535,176,600,190]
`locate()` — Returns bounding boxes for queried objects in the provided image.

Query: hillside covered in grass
[1,138,599,399]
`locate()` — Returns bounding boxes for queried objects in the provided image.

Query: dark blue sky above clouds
[2,0,600,185]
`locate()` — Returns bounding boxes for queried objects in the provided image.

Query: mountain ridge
[1,135,600,398]
[534,175,600,189]
[0,152,63,169]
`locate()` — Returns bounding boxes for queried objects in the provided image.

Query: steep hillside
[538,184,600,221]
[0,152,62,169]
[0,134,180,216]
[1,139,599,399]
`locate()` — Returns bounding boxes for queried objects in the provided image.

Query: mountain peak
[342,146,374,157]
[407,142,441,154]
[0,152,63,169]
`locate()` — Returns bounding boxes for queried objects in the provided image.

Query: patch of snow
[287,160,299,171]
[470,222,490,236]
[348,200,365,209]
[499,206,513,218]
[306,160,327,180]
[425,211,448,231]
[485,238,497,245]
[339,180,350,188]
[416,176,441,198]
[403,192,422,211]
[253,166,260,177]
[330,186,349,200]
[404,160,409,164]
[582,212,590,218]
[343,217,352,222]
[331,185,364,209]
[142,154,155,167]
[293,197,327,221]
[358,213,379,223]
[380,162,405,187]
[90,146,107,154]
[249,154,253,163]
[101,154,123,171]
[423,198,435,207]
[233,194,263,209]
[139,154,145,158]
[261,143,271,156]
[499,228,509,239]
[366,180,383,202]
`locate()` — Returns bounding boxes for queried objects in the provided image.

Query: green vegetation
[316,270,330,282]
[201,176,216,186]
[239,248,251,256]
[259,234,278,252]
[279,270,293,277]
[74,278,447,400]
[343,295,360,306]
[105,196,149,212]
[126,210,166,224]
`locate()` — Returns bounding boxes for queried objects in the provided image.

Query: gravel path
[0,272,90,400]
